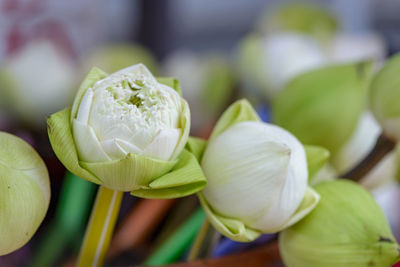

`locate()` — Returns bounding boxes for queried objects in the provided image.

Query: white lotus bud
[201,121,316,233]
[72,64,187,162]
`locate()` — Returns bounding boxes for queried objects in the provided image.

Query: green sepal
[198,187,319,242]
[198,192,261,242]
[47,108,102,184]
[157,77,182,96]
[185,137,207,161]
[80,154,176,192]
[304,145,330,181]
[273,61,374,155]
[209,99,260,142]
[131,149,207,199]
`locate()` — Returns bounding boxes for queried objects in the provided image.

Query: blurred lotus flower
[280,180,400,267]
[0,131,50,255]
[328,33,386,66]
[370,53,400,142]
[163,51,235,130]
[257,3,338,41]
[0,40,76,126]
[237,33,326,99]
[191,100,328,242]
[47,63,206,197]
[81,43,158,75]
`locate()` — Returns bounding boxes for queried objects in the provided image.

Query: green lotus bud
[47,63,206,198]
[257,3,338,41]
[0,131,50,255]
[81,43,158,74]
[0,40,76,126]
[193,100,329,242]
[370,53,400,142]
[273,61,373,155]
[279,180,400,267]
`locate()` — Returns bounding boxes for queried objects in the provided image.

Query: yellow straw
[78,186,123,267]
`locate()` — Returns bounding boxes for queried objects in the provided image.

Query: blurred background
[1,0,400,266]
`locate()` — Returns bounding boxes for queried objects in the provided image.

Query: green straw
[145,208,205,266]
[31,172,97,267]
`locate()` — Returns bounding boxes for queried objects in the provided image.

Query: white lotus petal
[202,121,308,232]
[333,112,381,173]
[100,139,128,160]
[143,129,181,161]
[72,119,111,162]
[115,138,143,155]
[75,88,94,124]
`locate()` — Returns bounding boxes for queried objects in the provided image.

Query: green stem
[77,186,123,267]
[187,218,210,261]
[145,208,205,266]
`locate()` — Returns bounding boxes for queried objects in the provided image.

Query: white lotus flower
[261,33,326,94]
[0,40,76,125]
[201,121,314,233]
[72,64,187,162]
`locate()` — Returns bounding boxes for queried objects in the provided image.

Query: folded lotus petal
[75,87,94,124]
[71,67,107,121]
[72,119,111,162]
[144,129,181,161]
[198,192,261,242]
[209,99,260,142]
[80,154,176,191]
[304,145,330,181]
[170,100,191,160]
[279,186,320,229]
[131,149,207,198]
[47,109,101,184]
[100,139,128,160]
[97,123,136,145]
[114,63,158,85]
[115,138,143,155]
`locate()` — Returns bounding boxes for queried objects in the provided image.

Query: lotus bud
[195,100,327,242]
[0,131,50,255]
[47,63,206,198]
[273,61,373,155]
[370,53,400,142]
[280,180,400,267]
[237,33,326,99]
[0,40,76,126]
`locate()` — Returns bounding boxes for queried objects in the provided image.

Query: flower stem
[77,186,123,267]
[187,218,210,261]
[342,133,396,181]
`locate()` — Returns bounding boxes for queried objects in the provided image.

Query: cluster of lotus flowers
[2,57,400,266]
[2,4,400,267]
